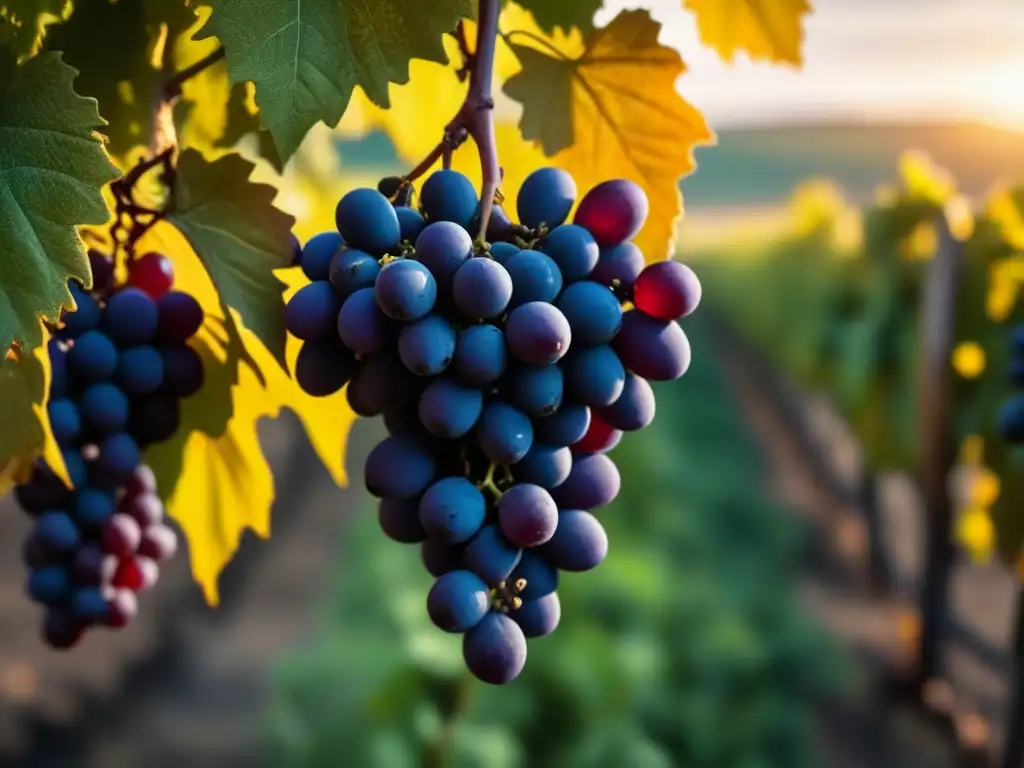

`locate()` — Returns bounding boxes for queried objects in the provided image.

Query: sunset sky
[596,0,1024,128]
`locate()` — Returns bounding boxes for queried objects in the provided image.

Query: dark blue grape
[288,232,302,266]
[28,564,72,605]
[469,203,513,243]
[286,280,342,340]
[71,544,115,586]
[562,345,625,407]
[1010,356,1024,388]
[505,302,571,366]
[591,242,645,290]
[16,466,68,513]
[489,241,520,266]
[337,287,397,355]
[1012,326,1024,356]
[80,382,129,435]
[517,167,576,231]
[49,340,68,397]
[328,248,381,299]
[413,221,474,287]
[421,169,478,230]
[396,205,426,242]
[301,232,344,281]
[374,259,437,321]
[463,611,527,685]
[115,346,165,396]
[613,310,691,381]
[535,402,590,447]
[33,511,80,554]
[42,609,83,649]
[295,337,357,397]
[48,398,81,444]
[541,224,599,283]
[103,288,159,346]
[509,549,558,600]
[476,402,533,464]
[551,453,620,510]
[365,434,436,499]
[463,525,523,587]
[64,282,101,337]
[511,592,561,638]
[454,324,507,385]
[160,345,204,398]
[383,402,420,435]
[335,188,401,256]
[556,281,623,346]
[155,291,204,344]
[347,355,415,417]
[96,433,141,483]
[418,477,486,544]
[506,364,563,417]
[89,250,115,296]
[541,510,608,571]
[505,250,563,307]
[514,443,571,489]
[398,314,457,376]
[419,379,483,439]
[71,587,109,624]
[129,395,180,445]
[421,540,464,577]
[62,449,88,487]
[452,257,513,319]
[73,487,116,528]
[600,373,655,431]
[378,497,428,543]
[68,330,118,381]
[498,483,558,547]
[426,570,491,632]
[999,395,1024,442]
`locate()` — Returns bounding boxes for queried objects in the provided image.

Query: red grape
[124,464,157,499]
[101,513,142,557]
[156,291,204,343]
[129,252,175,299]
[106,589,139,628]
[88,249,115,296]
[113,557,144,591]
[633,261,702,321]
[138,524,178,563]
[573,179,648,248]
[571,413,622,454]
[137,557,160,591]
[122,491,163,527]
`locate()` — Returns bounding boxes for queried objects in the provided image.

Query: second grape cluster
[286,166,701,684]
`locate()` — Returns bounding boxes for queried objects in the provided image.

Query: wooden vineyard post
[913,213,964,689]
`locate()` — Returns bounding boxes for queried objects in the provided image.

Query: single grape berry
[336,188,401,256]
[413,221,474,288]
[517,167,576,231]
[591,242,646,291]
[128,253,175,299]
[463,611,528,685]
[301,232,345,281]
[633,261,702,320]
[156,291,205,344]
[505,302,572,366]
[462,525,523,587]
[329,249,381,299]
[497,483,558,547]
[551,453,620,510]
[375,259,438,322]
[452,257,513,320]
[418,477,487,545]
[540,224,600,284]
[574,179,649,248]
[613,310,691,381]
[426,570,490,633]
[511,592,561,638]
[421,169,479,230]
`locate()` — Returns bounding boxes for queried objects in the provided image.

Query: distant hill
[335,121,1024,208]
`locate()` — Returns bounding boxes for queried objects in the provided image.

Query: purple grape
[155,291,204,343]
[514,443,572,488]
[600,373,655,431]
[540,510,608,571]
[122,491,164,528]
[364,434,436,499]
[160,344,204,397]
[413,221,474,287]
[498,483,558,547]
[504,302,571,366]
[591,242,645,290]
[421,540,464,577]
[137,524,178,563]
[561,345,625,408]
[613,310,691,381]
[551,453,620,510]
[295,337,358,397]
[42,609,84,649]
[378,497,428,543]
[463,611,527,685]
[511,592,561,638]
[101,513,142,558]
[418,379,483,439]
[452,257,513,319]
[106,589,138,628]
[633,261,702,320]
[463,525,523,587]
[574,179,648,247]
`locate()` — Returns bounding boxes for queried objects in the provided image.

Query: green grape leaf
[43,0,198,161]
[166,149,294,367]
[199,0,474,160]
[0,51,120,357]
[0,0,66,60]
[512,0,600,34]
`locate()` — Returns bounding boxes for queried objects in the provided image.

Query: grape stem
[402,0,502,242]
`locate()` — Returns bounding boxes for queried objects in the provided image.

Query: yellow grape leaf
[0,325,69,496]
[502,9,713,261]
[137,223,354,603]
[956,506,994,564]
[951,341,985,380]
[898,149,956,205]
[683,0,811,66]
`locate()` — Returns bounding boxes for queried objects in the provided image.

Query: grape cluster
[286,166,701,684]
[999,326,1024,442]
[15,250,201,649]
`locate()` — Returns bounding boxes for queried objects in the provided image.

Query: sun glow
[982,59,1024,128]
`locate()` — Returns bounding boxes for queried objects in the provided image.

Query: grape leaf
[166,149,294,368]
[512,0,600,34]
[0,327,70,496]
[44,0,199,161]
[140,223,355,604]
[198,0,474,160]
[502,9,713,261]
[214,83,284,172]
[0,0,66,60]
[0,51,120,357]
[683,0,811,66]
